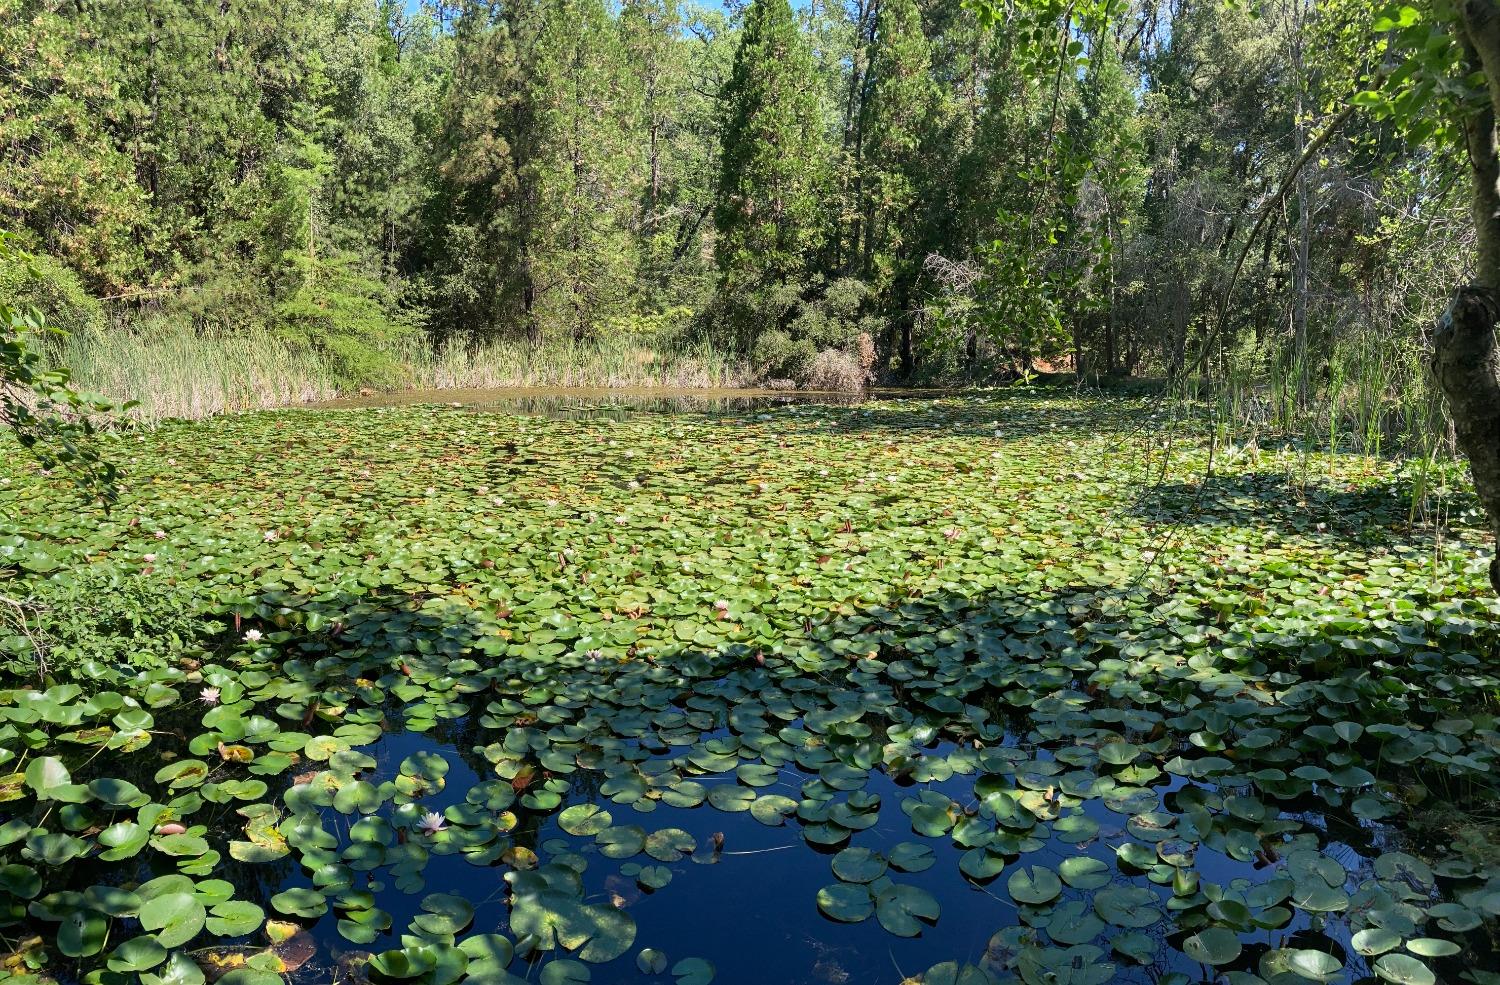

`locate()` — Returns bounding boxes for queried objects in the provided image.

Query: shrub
[752,329,816,380]
[274,251,415,387]
[804,348,866,392]
[0,250,104,336]
[1,566,223,680]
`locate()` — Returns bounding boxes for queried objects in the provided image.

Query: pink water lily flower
[418,811,448,836]
[199,687,221,705]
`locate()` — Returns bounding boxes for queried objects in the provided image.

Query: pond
[0,391,1497,985]
[306,385,884,418]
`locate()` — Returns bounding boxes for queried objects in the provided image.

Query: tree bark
[1431,288,1500,592]
[1435,1,1500,591]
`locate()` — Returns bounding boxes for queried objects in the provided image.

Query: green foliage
[0,393,1496,982]
[714,0,827,297]
[751,329,816,379]
[274,252,414,388]
[0,0,1476,446]
[0,234,122,505]
[0,252,103,338]
[0,567,222,679]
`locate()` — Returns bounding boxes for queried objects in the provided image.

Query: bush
[752,328,816,380]
[274,251,415,387]
[0,250,104,336]
[1,566,223,680]
[805,348,866,392]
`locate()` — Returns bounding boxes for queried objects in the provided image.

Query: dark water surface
[233,718,1403,985]
[307,386,940,419]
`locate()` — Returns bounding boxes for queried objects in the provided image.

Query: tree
[714,0,828,301]
[856,0,938,372]
[1353,0,1500,589]
[524,0,642,341]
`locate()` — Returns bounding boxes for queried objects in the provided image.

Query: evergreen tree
[858,0,937,370]
[428,2,525,337]
[713,0,826,297]
[859,0,936,286]
[525,0,642,340]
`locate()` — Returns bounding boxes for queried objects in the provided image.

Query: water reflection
[308,387,879,419]
[258,718,1406,985]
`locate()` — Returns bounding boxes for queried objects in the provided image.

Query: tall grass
[1216,328,1449,459]
[50,324,750,422]
[53,327,339,421]
[406,334,747,391]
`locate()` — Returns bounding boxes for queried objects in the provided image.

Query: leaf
[1007,865,1061,905]
[1058,856,1110,890]
[206,900,265,937]
[1182,927,1240,966]
[874,882,940,937]
[107,936,169,973]
[1094,886,1161,928]
[541,959,591,984]
[559,804,612,836]
[672,957,715,985]
[1374,954,1435,985]
[138,891,207,948]
[832,847,888,883]
[886,842,936,873]
[414,893,475,935]
[24,756,70,795]
[643,828,695,862]
[816,883,874,923]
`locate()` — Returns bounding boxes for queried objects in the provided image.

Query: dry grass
[53,328,338,422]
[804,348,867,392]
[53,326,749,422]
[413,335,748,391]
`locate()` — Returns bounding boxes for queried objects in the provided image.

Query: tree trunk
[1436,1,1500,591]
[1432,289,1500,592]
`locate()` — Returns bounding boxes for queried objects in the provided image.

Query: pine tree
[429,2,525,336]
[713,0,826,293]
[859,0,937,285]
[524,0,642,340]
[0,0,154,295]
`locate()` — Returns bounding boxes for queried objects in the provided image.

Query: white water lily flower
[199,687,221,705]
[713,600,730,613]
[263,530,278,542]
[418,811,448,835]
[244,629,264,642]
